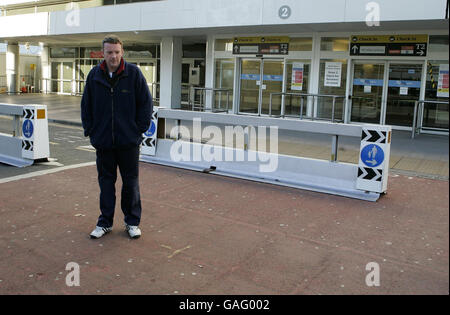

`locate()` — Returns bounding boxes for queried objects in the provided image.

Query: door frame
[382,60,424,129]
[349,59,425,129]
[349,59,388,125]
[237,57,285,116]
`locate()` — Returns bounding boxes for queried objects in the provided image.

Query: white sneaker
[125,224,141,239]
[90,226,112,239]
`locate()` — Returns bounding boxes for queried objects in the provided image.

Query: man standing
[81,35,152,239]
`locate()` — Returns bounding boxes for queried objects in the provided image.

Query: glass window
[317,59,347,121]
[50,47,76,58]
[428,35,449,54]
[214,59,234,111]
[215,39,233,52]
[321,37,349,52]
[422,60,449,129]
[284,59,311,117]
[289,37,312,51]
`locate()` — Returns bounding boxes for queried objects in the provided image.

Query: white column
[160,36,182,109]
[204,35,215,110]
[6,43,20,94]
[308,33,321,117]
[40,45,50,93]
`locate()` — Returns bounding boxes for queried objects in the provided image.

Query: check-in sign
[350,35,428,57]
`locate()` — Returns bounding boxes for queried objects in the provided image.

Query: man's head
[102,34,124,73]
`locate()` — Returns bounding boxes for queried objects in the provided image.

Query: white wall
[0,0,447,38]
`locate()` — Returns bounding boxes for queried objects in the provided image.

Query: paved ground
[0,93,448,297]
[0,163,448,295]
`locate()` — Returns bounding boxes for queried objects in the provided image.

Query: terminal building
[0,0,448,133]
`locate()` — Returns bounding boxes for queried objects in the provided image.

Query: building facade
[0,0,448,132]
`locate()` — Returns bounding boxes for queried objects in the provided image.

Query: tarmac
[0,93,448,296]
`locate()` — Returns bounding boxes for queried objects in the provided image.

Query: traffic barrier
[0,103,50,167]
[140,109,392,201]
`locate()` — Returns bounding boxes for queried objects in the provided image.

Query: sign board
[437,64,449,98]
[324,62,342,87]
[291,62,304,90]
[356,125,391,194]
[233,36,289,55]
[141,106,158,156]
[350,35,428,57]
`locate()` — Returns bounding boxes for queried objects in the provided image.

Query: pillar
[6,43,20,94]
[160,36,182,109]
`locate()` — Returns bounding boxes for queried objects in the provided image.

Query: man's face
[103,42,123,72]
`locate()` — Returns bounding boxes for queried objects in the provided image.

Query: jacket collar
[99,58,125,76]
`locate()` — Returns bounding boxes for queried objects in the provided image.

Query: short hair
[102,34,123,49]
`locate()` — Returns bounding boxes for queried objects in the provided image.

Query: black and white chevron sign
[22,140,34,151]
[361,129,386,143]
[23,108,34,119]
[144,137,155,147]
[358,167,382,181]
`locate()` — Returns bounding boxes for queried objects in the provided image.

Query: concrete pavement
[0,93,448,296]
[0,162,448,295]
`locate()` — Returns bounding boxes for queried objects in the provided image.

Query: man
[81,34,152,239]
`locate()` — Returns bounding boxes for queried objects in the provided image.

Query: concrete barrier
[140,109,392,201]
[0,103,50,167]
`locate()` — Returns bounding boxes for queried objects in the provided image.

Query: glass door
[239,59,261,114]
[62,62,73,94]
[238,58,284,115]
[384,63,422,126]
[261,59,284,115]
[350,62,385,124]
[51,62,61,93]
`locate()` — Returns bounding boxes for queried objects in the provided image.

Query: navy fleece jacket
[81,59,153,149]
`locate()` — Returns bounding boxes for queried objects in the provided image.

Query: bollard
[140,106,159,156]
[21,105,50,161]
[0,103,50,167]
[356,125,392,194]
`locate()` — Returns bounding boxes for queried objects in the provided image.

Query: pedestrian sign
[22,119,34,138]
[360,144,384,168]
[144,120,156,137]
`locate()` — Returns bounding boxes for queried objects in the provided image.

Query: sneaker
[90,226,112,239]
[125,224,141,239]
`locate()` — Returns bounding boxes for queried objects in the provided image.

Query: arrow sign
[22,140,33,151]
[351,45,359,54]
[361,129,386,143]
[358,167,382,181]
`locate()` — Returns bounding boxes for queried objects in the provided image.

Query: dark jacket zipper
[111,87,115,145]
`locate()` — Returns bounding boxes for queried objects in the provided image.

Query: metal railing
[189,87,231,113]
[269,92,346,122]
[412,99,449,138]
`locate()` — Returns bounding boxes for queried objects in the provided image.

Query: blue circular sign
[361,144,384,168]
[22,119,34,138]
[144,121,156,137]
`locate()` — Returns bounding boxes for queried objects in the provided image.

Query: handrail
[189,87,231,113]
[412,99,449,138]
[269,92,345,122]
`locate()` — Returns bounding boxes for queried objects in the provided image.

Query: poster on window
[437,64,449,98]
[291,63,304,90]
[324,62,342,87]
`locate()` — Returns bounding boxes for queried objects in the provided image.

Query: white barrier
[0,103,50,167]
[140,109,391,201]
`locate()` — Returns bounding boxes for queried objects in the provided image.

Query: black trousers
[95,146,142,228]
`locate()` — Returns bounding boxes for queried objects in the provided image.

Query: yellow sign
[37,109,46,119]
[234,36,290,44]
[30,64,36,70]
[351,34,428,43]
